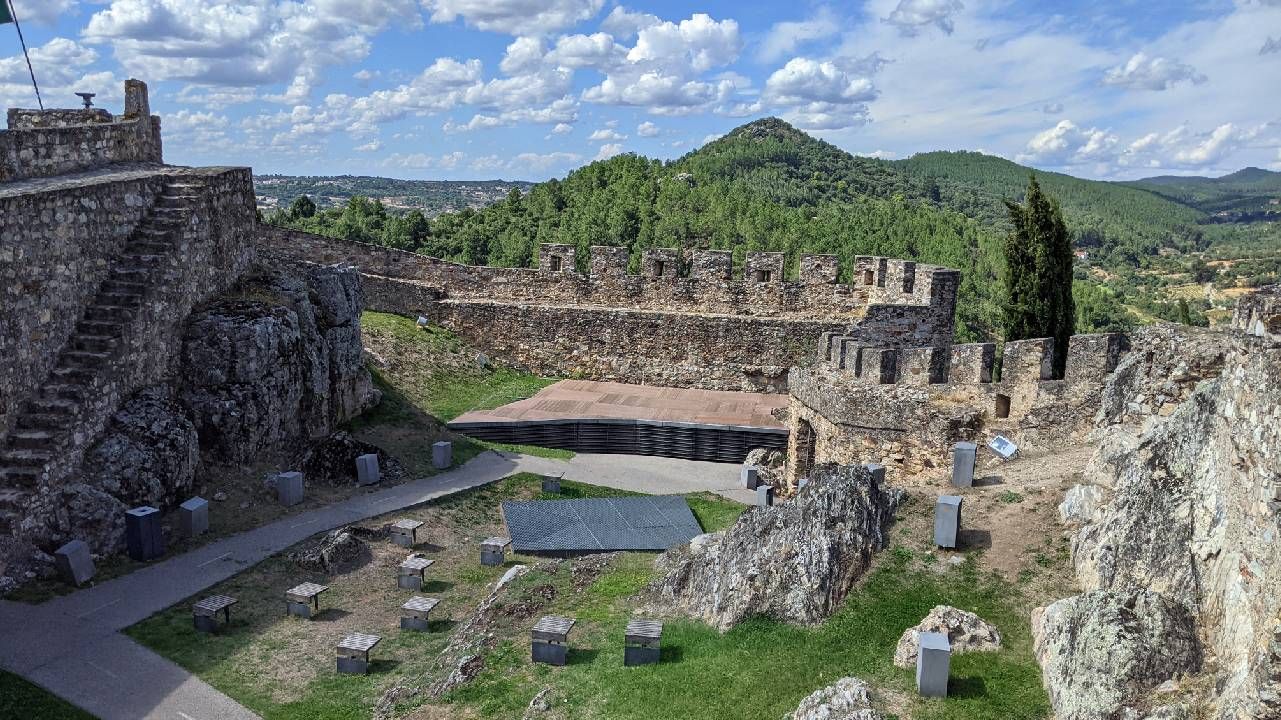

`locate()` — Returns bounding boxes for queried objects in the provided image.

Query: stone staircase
[0,178,204,535]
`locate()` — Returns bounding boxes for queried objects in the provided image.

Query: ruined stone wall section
[260,228,960,321]
[0,80,162,182]
[1233,284,1281,341]
[1,168,257,478]
[0,172,167,439]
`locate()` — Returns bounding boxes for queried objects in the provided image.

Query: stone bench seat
[284,581,329,618]
[398,554,435,590]
[624,618,663,666]
[532,615,576,666]
[390,519,424,547]
[400,595,440,631]
[337,632,381,674]
[192,594,237,632]
[480,536,511,566]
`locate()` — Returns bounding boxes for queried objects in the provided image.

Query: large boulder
[792,677,883,720]
[892,605,1002,668]
[81,387,200,509]
[178,264,377,464]
[648,463,902,631]
[1032,590,1201,720]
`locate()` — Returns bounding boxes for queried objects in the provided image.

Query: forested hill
[1122,167,1281,214]
[893,151,1208,261]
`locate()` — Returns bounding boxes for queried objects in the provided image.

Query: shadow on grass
[567,648,601,666]
[429,619,459,634]
[368,658,402,675]
[958,529,993,550]
[973,475,1005,487]
[659,645,684,663]
[312,608,352,622]
[422,579,454,593]
[949,675,988,699]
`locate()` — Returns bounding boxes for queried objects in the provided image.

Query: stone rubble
[892,605,1002,669]
[792,677,883,720]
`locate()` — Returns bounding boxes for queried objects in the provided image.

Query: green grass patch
[0,671,95,720]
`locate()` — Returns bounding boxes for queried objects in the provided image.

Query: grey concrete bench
[480,536,511,566]
[531,615,576,666]
[284,581,329,619]
[400,596,440,632]
[398,554,435,590]
[192,594,237,633]
[390,519,424,548]
[337,632,380,674]
[624,618,663,666]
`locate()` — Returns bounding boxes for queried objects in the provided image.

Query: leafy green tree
[288,195,316,220]
[1003,175,1075,374]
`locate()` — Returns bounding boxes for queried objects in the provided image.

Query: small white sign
[988,435,1018,459]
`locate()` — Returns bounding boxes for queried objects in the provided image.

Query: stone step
[0,472,38,494]
[50,365,96,383]
[9,429,57,451]
[165,182,204,189]
[136,226,174,238]
[60,350,111,368]
[69,334,119,353]
[152,206,186,215]
[101,279,148,295]
[40,382,89,401]
[109,267,154,283]
[25,397,79,416]
[123,241,171,255]
[16,411,75,431]
[0,448,54,469]
[98,292,143,307]
[120,253,166,268]
[83,304,136,323]
[77,320,124,338]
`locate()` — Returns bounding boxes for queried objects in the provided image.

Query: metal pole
[7,0,43,110]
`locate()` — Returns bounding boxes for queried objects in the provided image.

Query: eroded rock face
[892,605,1002,669]
[1032,590,1201,720]
[1067,332,1281,720]
[648,463,902,631]
[1092,324,1226,433]
[792,677,883,720]
[82,387,200,510]
[179,264,378,464]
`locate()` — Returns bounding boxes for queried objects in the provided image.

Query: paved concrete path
[0,450,743,719]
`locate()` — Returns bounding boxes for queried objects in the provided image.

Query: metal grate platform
[502,496,704,553]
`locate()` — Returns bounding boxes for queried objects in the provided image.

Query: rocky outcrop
[1092,324,1226,432]
[744,447,785,489]
[892,605,1002,669]
[1052,321,1281,719]
[83,387,200,510]
[1032,590,1201,720]
[291,526,373,575]
[648,463,902,631]
[179,264,377,464]
[792,677,883,720]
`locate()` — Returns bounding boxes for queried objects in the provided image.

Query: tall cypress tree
[1002,175,1075,375]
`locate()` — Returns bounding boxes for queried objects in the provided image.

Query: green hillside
[1123,167,1281,214]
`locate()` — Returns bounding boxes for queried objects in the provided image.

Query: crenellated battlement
[0,79,162,182]
[264,233,960,334]
[814,332,1128,387]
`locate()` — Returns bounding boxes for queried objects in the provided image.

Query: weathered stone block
[799,254,839,284]
[1065,333,1128,381]
[355,453,380,485]
[934,496,962,548]
[179,496,209,538]
[432,441,452,470]
[277,471,304,506]
[916,631,951,698]
[1002,337,1055,382]
[949,343,995,383]
[642,248,679,282]
[745,252,784,283]
[54,539,95,586]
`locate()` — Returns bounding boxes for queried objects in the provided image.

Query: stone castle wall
[785,332,1130,482]
[0,80,162,182]
[262,228,960,391]
[0,167,257,469]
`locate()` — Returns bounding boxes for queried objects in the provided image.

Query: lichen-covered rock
[291,527,371,575]
[892,605,1002,668]
[1058,483,1108,527]
[648,463,902,631]
[1092,324,1226,433]
[1066,332,1281,719]
[20,482,128,553]
[744,447,785,488]
[792,677,882,720]
[81,387,200,509]
[1033,590,1201,720]
[178,264,377,464]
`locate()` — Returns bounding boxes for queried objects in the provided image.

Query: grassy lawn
[353,312,569,475]
[127,471,1051,720]
[0,670,96,720]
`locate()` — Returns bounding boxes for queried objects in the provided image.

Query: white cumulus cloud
[1102,52,1206,91]
[637,120,659,137]
[883,0,964,36]
[424,0,603,34]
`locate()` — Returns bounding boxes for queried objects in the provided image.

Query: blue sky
[1,0,1279,181]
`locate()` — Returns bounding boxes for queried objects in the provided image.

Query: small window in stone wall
[549,255,562,272]
[903,276,915,294]
[654,260,665,278]
[863,269,875,285]
[995,393,1011,419]
[754,269,772,283]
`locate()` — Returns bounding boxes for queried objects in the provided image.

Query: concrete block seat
[193,594,237,633]
[284,581,329,618]
[624,618,663,666]
[531,615,576,666]
[398,554,435,590]
[337,632,381,675]
[390,519,424,547]
[480,536,511,566]
[400,596,440,632]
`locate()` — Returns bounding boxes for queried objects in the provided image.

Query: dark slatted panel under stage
[448,380,789,463]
